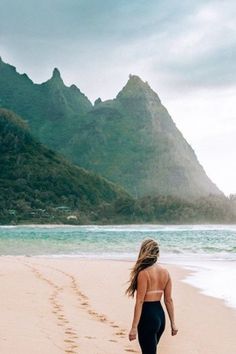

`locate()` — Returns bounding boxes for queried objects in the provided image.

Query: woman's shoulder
[141,264,170,275]
[137,268,148,282]
[138,268,148,276]
[157,263,169,271]
[155,264,170,277]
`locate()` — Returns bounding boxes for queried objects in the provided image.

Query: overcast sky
[0,0,235,195]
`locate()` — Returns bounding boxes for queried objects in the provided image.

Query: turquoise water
[0,224,236,309]
[0,224,235,260]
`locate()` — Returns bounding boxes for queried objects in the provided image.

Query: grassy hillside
[0,108,128,224]
[0,107,234,225]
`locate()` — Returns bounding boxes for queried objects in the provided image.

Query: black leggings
[138,301,165,354]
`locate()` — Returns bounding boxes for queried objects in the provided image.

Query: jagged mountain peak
[127,74,151,87]
[44,67,64,86]
[52,67,61,79]
[0,59,222,199]
[0,57,34,98]
[94,97,102,106]
[117,74,161,103]
[128,74,145,83]
[70,83,79,90]
[0,59,93,151]
[120,74,148,92]
[0,57,22,77]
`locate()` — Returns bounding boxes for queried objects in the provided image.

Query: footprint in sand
[125,349,139,353]
[85,335,96,339]
[111,324,119,328]
[65,330,78,339]
[98,314,107,322]
[30,262,130,350]
[22,261,80,354]
[115,329,126,337]
[88,309,97,316]
[58,314,65,319]
[64,339,76,344]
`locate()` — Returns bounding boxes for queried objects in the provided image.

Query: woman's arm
[164,273,178,336]
[129,271,147,341]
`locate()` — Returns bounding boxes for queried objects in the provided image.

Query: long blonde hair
[126,239,159,297]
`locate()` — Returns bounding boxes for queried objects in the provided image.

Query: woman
[126,239,178,354]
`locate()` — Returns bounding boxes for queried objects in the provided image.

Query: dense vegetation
[0,59,235,225]
[0,58,222,199]
[0,109,128,224]
[0,107,235,225]
[109,194,236,224]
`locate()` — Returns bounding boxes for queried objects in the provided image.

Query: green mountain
[0,107,234,225]
[61,75,222,198]
[0,57,92,151]
[0,108,128,224]
[0,58,222,199]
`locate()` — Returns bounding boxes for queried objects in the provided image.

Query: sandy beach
[0,256,235,354]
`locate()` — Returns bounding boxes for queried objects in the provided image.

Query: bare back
[143,264,169,301]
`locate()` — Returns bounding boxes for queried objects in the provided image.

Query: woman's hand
[129,327,137,341]
[171,323,178,336]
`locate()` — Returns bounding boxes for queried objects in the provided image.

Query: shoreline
[1,252,236,311]
[1,223,236,228]
[180,261,236,310]
[0,256,235,353]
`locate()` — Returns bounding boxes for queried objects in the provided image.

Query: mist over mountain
[64,75,222,198]
[0,57,222,199]
[0,106,233,226]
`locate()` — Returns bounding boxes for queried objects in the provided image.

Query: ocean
[0,224,235,309]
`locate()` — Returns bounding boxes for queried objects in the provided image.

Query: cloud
[147,1,236,91]
[1,0,235,102]
[2,0,235,95]
[0,0,236,193]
